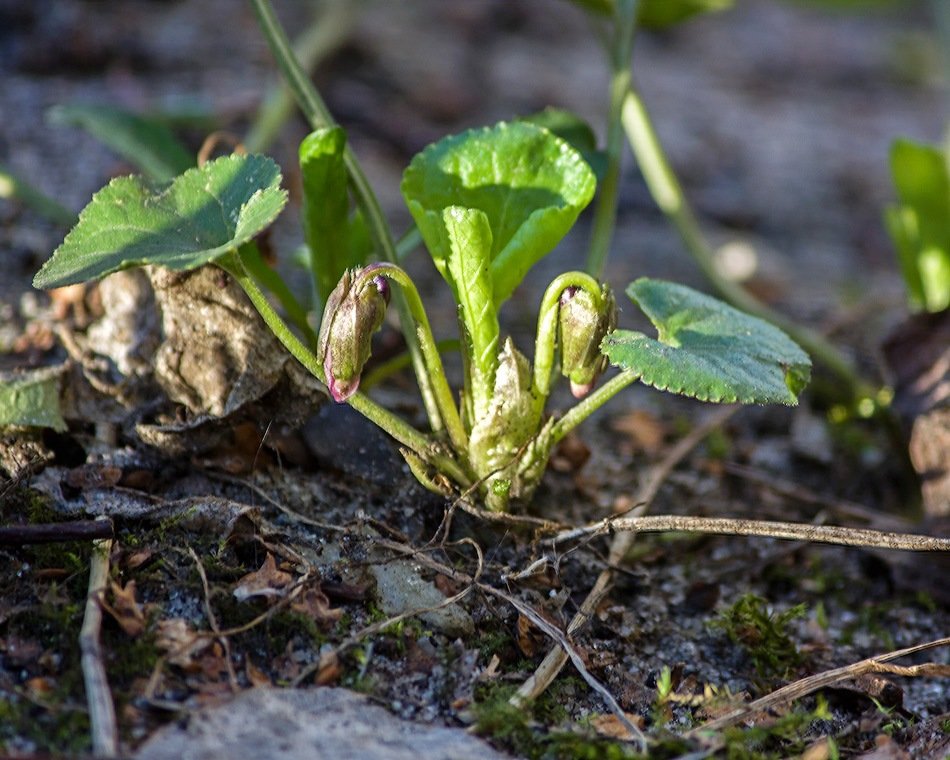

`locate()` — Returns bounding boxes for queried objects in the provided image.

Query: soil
[1,1,949,758]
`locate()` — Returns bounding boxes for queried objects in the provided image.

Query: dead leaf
[245,657,272,688]
[122,548,154,571]
[290,584,342,628]
[589,712,646,740]
[196,641,231,682]
[196,421,270,475]
[64,463,122,490]
[549,432,591,473]
[101,580,146,637]
[802,737,834,760]
[272,640,302,682]
[233,554,294,603]
[609,409,669,456]
[156,618,211,670]
[49,283,88,323]
[859,734,911,760]
[314,651,342,686]
[479,654,501,682]
[516,612,552,659]
[26,676,56,699]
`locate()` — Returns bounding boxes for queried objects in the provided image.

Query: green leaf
[0,366,66,431]
[518,108,608,181]
[299,127,363,307]
[33,154,287,290]
[602,279,811,405]
[442,207,500,416]
[48,103,194,183]
[401,121,596,308]
[886,139,950,312]
[637,0,733,28]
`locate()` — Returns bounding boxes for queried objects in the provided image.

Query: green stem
[249,0,444,433]
[621,87,875,402]
[355,264,469,457]
[239,243,318,348]
[551,370,638,443]
[244,0,357,153]
[395,225,423,261]
[219,251,435,458]
[0,164,77,227]
[584,0,638,278]
[533,271,604,399]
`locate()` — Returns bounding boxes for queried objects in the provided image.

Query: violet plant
[31,0,811,511]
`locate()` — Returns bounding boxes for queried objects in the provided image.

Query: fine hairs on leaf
[33,154,287,290]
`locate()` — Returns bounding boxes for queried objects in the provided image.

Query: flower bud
[318,268,389,402]
[558,283,616,398]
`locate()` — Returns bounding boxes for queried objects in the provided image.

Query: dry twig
[552,515,950,552]
[187,546,239,693]
[79,525,118,757]
[0,518,114,545]
[689,636,950,735]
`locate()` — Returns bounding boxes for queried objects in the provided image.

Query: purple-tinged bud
[558,283,616,398]
[318,268,389,403]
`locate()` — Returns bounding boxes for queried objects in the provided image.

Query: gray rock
[134,687,509,760]
[369,551,475,638]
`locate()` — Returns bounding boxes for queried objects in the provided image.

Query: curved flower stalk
[318,261,624,511]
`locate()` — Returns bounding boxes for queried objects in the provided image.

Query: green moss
[720,696,832,759]
[838,601,896,649]
[0,694,91,755]
[709,594,805,680]
[471,684,647,760]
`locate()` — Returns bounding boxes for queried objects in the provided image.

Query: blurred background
[0,0,946,445]
[1,0,945,342]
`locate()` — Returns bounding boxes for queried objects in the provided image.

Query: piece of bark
[882,309,950,515]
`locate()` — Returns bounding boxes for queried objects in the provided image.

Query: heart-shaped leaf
[518,108,607,181]
[33,154,287,290]
[602,279,810,405]
[401,121,595,308]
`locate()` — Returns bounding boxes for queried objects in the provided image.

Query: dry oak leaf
[233,553,294,602]
[245,657,272,688]
[102,579,147,637]
[290,584,342,629]
[589,712,646,741]
[156,618,211,670]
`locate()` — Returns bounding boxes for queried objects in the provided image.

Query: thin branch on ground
[0,518,114,545]
[187,546,239,693]
[79,526,118,758]
[486,581,648,752]
[689,637,950,735]
[552,515,950,552]
[511,406,739,708]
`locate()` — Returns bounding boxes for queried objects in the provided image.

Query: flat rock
[134,687,509,760]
